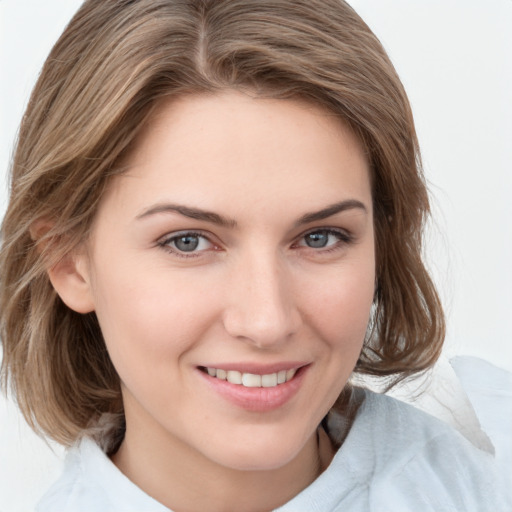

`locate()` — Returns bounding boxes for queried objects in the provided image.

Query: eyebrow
[294,199,367,227]
[136,199,367,228]
[136,203,237,228]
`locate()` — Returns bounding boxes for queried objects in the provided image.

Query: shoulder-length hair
[0,0,444,446]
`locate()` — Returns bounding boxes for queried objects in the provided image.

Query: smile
[202,367,297,388]
[198,364,308,412]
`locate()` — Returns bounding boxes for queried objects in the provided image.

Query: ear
[31,219,95,314]
[47,251,96,314]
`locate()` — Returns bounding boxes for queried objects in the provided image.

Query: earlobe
[47,252,95,314]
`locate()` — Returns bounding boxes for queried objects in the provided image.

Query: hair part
[0,0,444,446]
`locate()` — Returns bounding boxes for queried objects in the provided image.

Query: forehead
[102,91,372,223]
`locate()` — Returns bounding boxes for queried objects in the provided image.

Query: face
[80,92,375,472]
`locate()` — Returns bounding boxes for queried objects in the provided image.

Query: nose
[222,250,302,349]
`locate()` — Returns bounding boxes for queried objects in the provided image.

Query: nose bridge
[223,246,300,347]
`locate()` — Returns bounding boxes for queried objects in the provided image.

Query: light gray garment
[36,390,507,512]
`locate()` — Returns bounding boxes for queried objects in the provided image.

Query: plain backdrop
[1,0,511,510]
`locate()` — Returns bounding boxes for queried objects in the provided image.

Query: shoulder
[35,438,169,512]
[35,439,111,512]
[277,390,507,512]
[338,390,507,511]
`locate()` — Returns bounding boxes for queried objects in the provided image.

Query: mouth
[197,364,309,412]
[198,366,298,388]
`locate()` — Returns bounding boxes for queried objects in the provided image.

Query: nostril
[222,306,301,347]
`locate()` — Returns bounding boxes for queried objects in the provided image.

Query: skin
[52,91,376,511]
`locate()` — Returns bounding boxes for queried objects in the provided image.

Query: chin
[202,427,315,472]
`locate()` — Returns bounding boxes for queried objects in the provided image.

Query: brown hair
[0,0,444,446]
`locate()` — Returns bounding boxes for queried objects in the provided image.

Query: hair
[0,0,444,447]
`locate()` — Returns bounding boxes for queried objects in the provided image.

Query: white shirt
[36,390,509,512]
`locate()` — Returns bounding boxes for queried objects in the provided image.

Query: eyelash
[157,231,214,259]
[294,228,353,253]
[157,228,353,259]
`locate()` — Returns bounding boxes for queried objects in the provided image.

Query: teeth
[286,369,296,381]
[205,367,298,388]
[242,373,261,387]
[227,370,242,385]
[261,373,278,387]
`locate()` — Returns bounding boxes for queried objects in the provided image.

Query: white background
[1,0,511,510]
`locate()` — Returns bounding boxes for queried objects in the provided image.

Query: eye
[297,229,351,250]
[158,231,215,256]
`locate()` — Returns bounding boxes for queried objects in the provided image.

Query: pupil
[306,232,328,248]
[175,235,199,252]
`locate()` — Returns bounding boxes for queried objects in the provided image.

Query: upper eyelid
[157,231,216,259]
[157,231,212,251]
[295,226,351,240]
[159,230,212,243]
[301,226,347,235]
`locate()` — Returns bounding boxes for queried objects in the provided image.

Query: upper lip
[198,362,309,374]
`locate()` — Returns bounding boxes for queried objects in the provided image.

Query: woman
[0,1,504,510]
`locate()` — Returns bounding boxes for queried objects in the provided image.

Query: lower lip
[197,366,309,412]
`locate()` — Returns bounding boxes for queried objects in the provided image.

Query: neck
[112,416,334,512]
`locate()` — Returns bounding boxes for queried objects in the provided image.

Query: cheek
[295,259,375,417]
[90,262,220,373]
[302,260,375,348]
